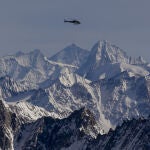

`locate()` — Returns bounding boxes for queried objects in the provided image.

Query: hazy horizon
[0,0,150,62]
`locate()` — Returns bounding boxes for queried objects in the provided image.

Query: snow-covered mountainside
[14,108,100,150]
[8,101,59,123]
[78,40,149,80]
[1,41,150,131]
[0,40,149,149]
[23,69,149,132]
[0,49,77,88]
[87,117,150,150]
[0,102,100,150]
[0,100,21,150]
[0,76,29,99]
[49,44,89,67]
[1,100,149,150]
[0,99,62,150]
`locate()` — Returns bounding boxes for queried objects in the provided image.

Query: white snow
[0,40,149,143]
[8,101,59,122]
[44,57,78,69]
[120,63,149,77]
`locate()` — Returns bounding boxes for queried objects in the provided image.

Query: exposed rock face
[78,40,149,80]
[14,108,100,150]
[87,118,150,150]
[0,100,21,150]
[0,49,76,88]
[0,76,28,99]
[0,41,149,133]
[0,100,150,150]
[0,41,149,149]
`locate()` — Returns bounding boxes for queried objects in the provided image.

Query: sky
[0,0,150,61]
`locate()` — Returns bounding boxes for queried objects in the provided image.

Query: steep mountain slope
[78,40,149,80]
[24,69,149,132]
[49,44,89,67]
[27,69,107,125]
[1,41,149,133]
[0,76,29,99]
[0,49,77,88]
[87,117,150,150]
[14,108,100,150]
[0,76,48,123]
[1,99,149,150]
[8,101,58,123]
[0,40,149,149]
[0,100,21,150]
[93,71,150,127]
[0,99,61,150]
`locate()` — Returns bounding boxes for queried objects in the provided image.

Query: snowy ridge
[8,101,59,123]
[0,40,149,149]
[0,49,78,87]
[90,40,129,64]
[78,40,149,81]
[49,43,89,67]
[15,69,148,133]
[1,100,148,150]
[120,63,149,76]
[1,40,149,133]
[14,108,100,150]
[59,67,91,87]
[44,57,78,69]
[0,76,29,99]
[87,117,150,150]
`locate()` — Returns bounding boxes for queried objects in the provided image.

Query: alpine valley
[0,40,150,150]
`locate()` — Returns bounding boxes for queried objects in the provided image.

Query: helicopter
[64,19,81,25]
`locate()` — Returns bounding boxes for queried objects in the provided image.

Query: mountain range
[0,40,149,149]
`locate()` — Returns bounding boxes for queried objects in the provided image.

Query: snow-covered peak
[89,40,129,65]
[62,43,85,52]
[0,49,65,85]
[15,49,42,57]
[66,43,80,49]
[77,40,149,81]
[49,43,89,67]
[14,49,45,68]
[136,56,146,64]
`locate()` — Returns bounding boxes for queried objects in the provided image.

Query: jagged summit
[10,48,45,69]
[77,40,149,80]
[0,40,149,149]
[66,43,81,49]
[87,117,150,150]
[15,49,43,57]
[13,108,100,149]
[29,49,43,57]
[89,40,129,65]
[49,43,89,67]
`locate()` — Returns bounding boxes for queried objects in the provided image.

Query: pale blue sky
[0,0,150,61]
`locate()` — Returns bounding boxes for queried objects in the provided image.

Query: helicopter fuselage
[64,19,81,25]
